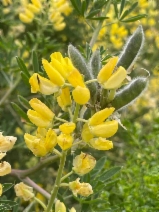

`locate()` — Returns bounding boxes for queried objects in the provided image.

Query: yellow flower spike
[69,178,93,197]
[19,13,33,24]
[89,138,113,150]
[27,4,41,14]
[31,0,42,9]
[29,98,54,121]
[67,69,85,87]
[59,122,76,134]
[14,182,34,201]
[90,120,118,138]
[103,66,127,89]
[45,129,57,152]
[0,132,17,152]
[70,208,76,212]
[0,184,2,196]
[29,73,59,95]
[0,161,11,176]
[24,133,47,157]
[97,57,118,84]
[57,133,73,150]
[0,152,6,160]
[42,59,65,86]
[81,123,93,142]
[88,107,115,126]
[72,86,90,105]
[55,200,66,212]
[73,152,96,176]
[57,87,72,111]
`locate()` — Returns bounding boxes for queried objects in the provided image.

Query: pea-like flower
[0,184,2,196]
[14,182,34,201]
[97,57,127,89]
[24,128,57,157]
[0,161,11,176]
[29,73,59,95]
[55,200,66,212]
[57,133,73,150]
[27,98,55,128]
[57,87,72,111]
[69,178,93,197]
[73,152,96,176]
[89,138,113,150]
[59,122,76,134]
[0,132,17,152]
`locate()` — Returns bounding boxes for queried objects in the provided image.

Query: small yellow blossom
[29,73,59,95]
[59,122,76,134]
[67,69,85,87]
[72,86,90,105]
[81,123,94,142]
[0,132,17,152]
[89,138,113,150]
[69,178,93,197]
[31,0,42,10]
[0,161,11,176]
[24,128,57,157]
[70,208,76,212]
[0,152,6,160]
[0,184,2,196]
[27,98,54,128]
[55,200,66,212]
[73,152,96,175]
[19,13,33,24]
[97,57,127,89]
[57,133,73,150]
[57,87,72,111]
[14,182,34,201]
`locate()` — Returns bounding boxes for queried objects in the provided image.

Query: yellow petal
[81,123,93,142]
[89,138,113,150]
[88,107,115,126]
[72,86,90,105]
[103,66,127,89]
[27,3,41,13]
[25,9,34,19]
[44,129,57,152]
[50,58,68,79]
[57,87,72,111]
[42,59,65,86]
[97,57,118,84]
[0,161,11,176]
[31,0,42,9]
[59,122,76,134]
[55,200,66,212]
[67,69,85,87]
[0,132,17,152]
[19,13,33,24]
[14,182,34,201]
[90,120,118,138]
[57,133,73,150]
[50,52,63,62]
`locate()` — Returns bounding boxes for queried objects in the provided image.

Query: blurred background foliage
[0,0,159,211]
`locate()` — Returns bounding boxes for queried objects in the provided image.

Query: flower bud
[89,138,113,150]
[0,132,17,152]
[14,182,34,201]
[59,122,76,134]
[73,152,96,176]
[29,73,59,95]
[0,161,11,176]
[57,133,73,150]
[55,200,66,212]
[90,120,118,138]
[69,178,93,197]
[57,87,72,111]
[72,86,90,105]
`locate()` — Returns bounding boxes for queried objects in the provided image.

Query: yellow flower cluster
[0,132,17,176]
[49,0,72,31]
[19,0,42,24]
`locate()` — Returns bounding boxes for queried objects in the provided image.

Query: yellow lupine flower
[55,200,66,212]
[69,178,93,197]
[0,132,17,152]
[29,73,59,95]
[73,152,96,176]
[31,0,42,9]
[42,59,65,86]
[27,3,41,14]
[0,153,6,160]
[70,207,76,212]
[0,161,11,176]
[19,13,33,24]
[54,21,66,31]
[24,128,57,156]
[88,107,115,126]
[57,87,72,111]
[59,122,76,134]
[89,138,113,150]
[25,8,34,19]
[0,184,2,196]
[90,120,118,138]
[27,98,54,128]
[72,86,90,105]
[97,57,127,89]
[67,69,85,88]
[57,133,73,150]
[14,182,34,201]
[50,56,68,79]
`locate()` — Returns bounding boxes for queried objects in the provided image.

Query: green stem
[89,0,112,48]
[34,197,47,210]
[85,79,98,84]
[76,118,87,123]
[73,104,80,123]
[55,117,68,123]
[68,107,73,122]
[45,151,67,212]
[61,170,73,182]
[107,89,116,102]
[60,183,69,187]
[52,149,62,157]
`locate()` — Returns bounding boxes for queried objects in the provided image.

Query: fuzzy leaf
[89,49,101,77]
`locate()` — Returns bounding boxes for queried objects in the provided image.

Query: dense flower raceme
[14,182,34,201]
